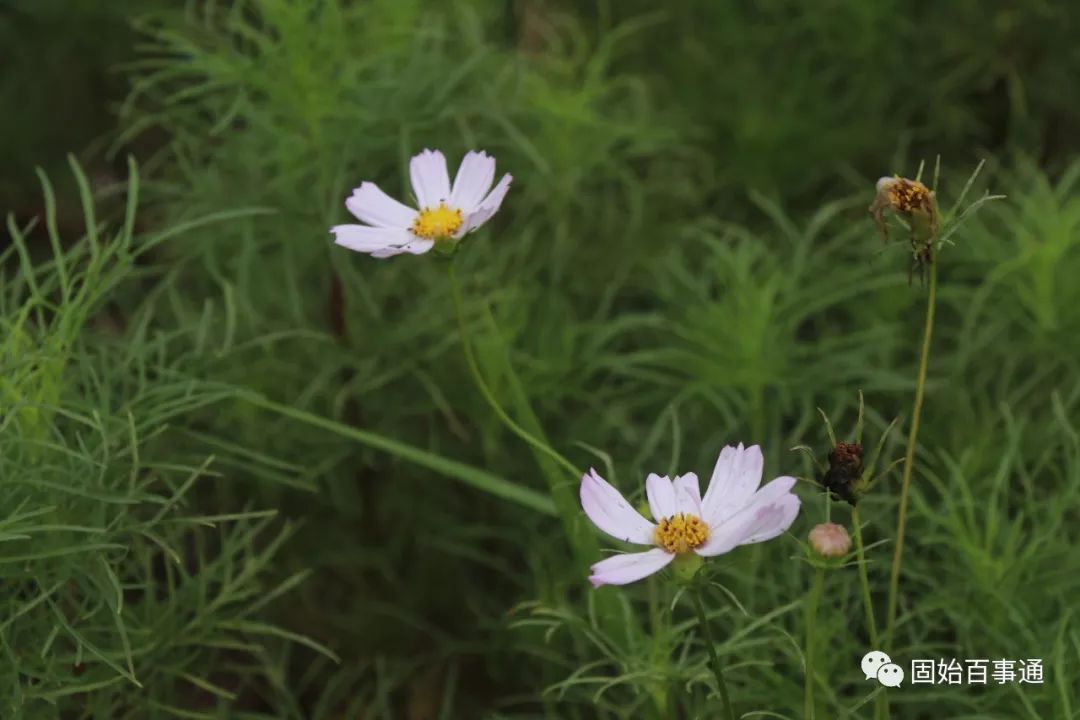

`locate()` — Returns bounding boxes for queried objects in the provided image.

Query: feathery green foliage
[2,0,1079,717]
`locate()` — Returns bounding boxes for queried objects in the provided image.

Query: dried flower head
[869,175,940,282]
[808,522,852,559]
[792,393,899,506]
[822,441,863,505]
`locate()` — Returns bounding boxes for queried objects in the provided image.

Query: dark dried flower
[822,441,864,505]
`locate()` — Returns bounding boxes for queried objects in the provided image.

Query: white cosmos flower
[580,443,801,587]
[331,148,512,259]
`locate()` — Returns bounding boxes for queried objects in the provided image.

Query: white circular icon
[861,650,892,680]
[877,662,904,687]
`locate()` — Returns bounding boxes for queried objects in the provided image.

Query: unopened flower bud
[808,523,851,559]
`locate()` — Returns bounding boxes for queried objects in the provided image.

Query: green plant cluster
[2,1,1079,718]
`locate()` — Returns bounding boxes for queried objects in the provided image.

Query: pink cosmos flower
[331,148,512,259]
[581,443,801,587]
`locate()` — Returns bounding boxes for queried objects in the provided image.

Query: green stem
[885,249,938,651]
[691,588,737,720]
[855,506,887,720]
[804,568,824,720]
[852,506,878,647]
[446,259,610,591]
[241,393,557,515]
[446,261,580,480]
[647,576,669,715]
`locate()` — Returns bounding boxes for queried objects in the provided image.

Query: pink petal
[448,151,496,213]
[746,475,798,508]
[345,182,417,228]
[409,149,450,209]
[742,494,801,544]
[589,548,674,588]
[580,469,655,545]
[673,473,702,516]
[646,473,676,521]
[695,484,801,557]
[701,443,764,526]
[694,505,767,557]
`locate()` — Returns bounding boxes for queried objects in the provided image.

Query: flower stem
[855,506,887,720]
[446,259,608,584]
[691,588,737,720]
[241,392,557,515]
[446,261,580,480]
[885,249,938,651]
[852,506,878,647]
[804,568,824,720]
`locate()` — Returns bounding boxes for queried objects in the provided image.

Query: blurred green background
[2,1,1079,718]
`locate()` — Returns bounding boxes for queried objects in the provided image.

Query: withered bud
[808,523,852,559]
[822,441,863,505]
[878,176,934,214]
[869,176,939,248]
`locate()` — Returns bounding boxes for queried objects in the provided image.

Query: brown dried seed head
[885,177,934,215]
[822,441,864,505]
[829,441,864,469]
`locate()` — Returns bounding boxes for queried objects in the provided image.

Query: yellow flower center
[411,203,463,240]
[653,513,710,554]
[887,177,933,215]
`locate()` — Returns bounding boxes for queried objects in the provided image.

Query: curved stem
[885,250,938,651]
[241,393,557,514]
[446,261,580,480]
[804,568,824,720]
[691,588,737,720]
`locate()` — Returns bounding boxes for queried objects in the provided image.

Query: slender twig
[885,248,938,650]
[240,393,557,515]
[446,261,580,479]
[852,506,878,647]
[856,504,887,720]
[691,588,737,720]
[804,568,824,720]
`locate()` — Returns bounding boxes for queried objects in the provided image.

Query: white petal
[331,225,410,253]
[345,182,417,228]
[589,548,674,588]
[646,473,676,521]
[694,505,771,557]
[701,444,764,526]
[745,475,798,509]
[370,239,435,258]
[332,225,433,259]
[457,173,512,236]
[741,494,801,544]
[696,478,801,556]
[876,176,897,191]
[448,151,496,213]
[673,473,702,516]
[409,149,451,209]
[580,469,655,545]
